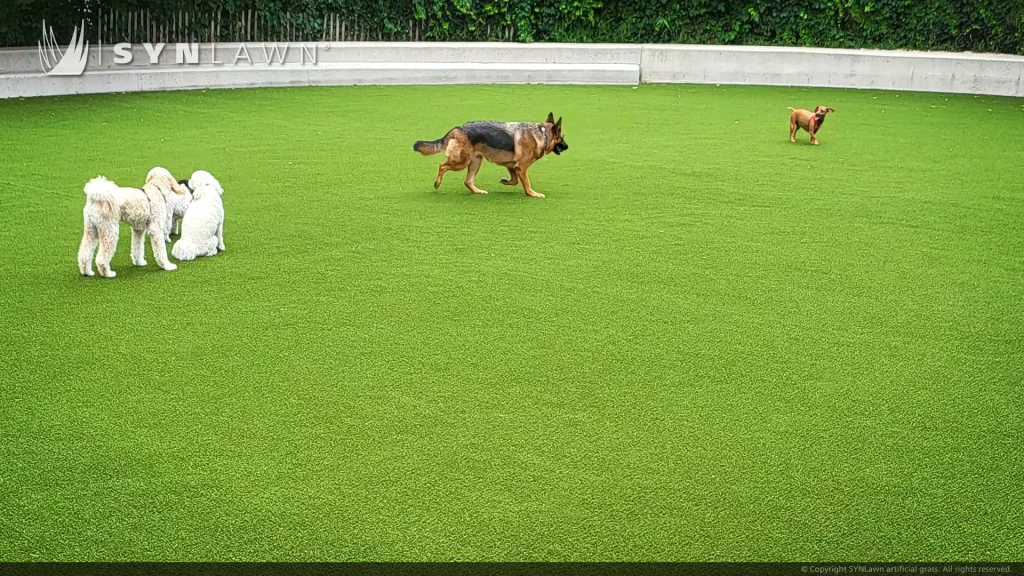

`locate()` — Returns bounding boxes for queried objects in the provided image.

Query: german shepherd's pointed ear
[546,112,555,124]
[554,117,562,132]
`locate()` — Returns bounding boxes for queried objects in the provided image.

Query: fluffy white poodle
[77,168,188,278]
[167,179,192,238]
[149,167,193,242]
[171,170,225,261]
[145,167,192,242]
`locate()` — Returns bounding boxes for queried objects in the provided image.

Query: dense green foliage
[1,84,1023,560]
[3,0,1023,53]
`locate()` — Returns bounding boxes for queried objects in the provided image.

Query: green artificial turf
[0,83,1022,561]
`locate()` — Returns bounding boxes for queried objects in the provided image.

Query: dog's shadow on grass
[418,185,565,205]
[74,239,228,284]
[73,262,174,284]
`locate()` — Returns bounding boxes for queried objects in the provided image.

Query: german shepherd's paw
[499,178,516,186]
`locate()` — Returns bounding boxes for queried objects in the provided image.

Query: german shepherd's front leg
[516,165,544,199]
[499,167,519,186]
[464,155,488,195]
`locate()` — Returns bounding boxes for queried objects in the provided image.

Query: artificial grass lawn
[0,83,1022,562]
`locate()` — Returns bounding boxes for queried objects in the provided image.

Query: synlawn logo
[38,20,88,76]
[37,20,325,76]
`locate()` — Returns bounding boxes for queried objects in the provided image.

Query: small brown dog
[788,105,834,145]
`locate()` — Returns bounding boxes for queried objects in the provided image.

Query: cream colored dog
[146,167,193,243]
[77,168,188,278]
[171,170,225,261]
[156,173,194,242]
[170,179,193,237]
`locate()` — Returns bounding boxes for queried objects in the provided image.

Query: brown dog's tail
[787,107,796,111]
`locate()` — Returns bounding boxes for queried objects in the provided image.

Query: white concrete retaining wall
[640,45,1024,97]
[0,42,641,98]
[2,42,1022,99]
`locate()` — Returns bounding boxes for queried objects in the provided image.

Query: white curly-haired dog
[144,167,192,242]
[77,168,188,278]
[149,167,193,242]
[167,179,192,239]
[171,170,225,261]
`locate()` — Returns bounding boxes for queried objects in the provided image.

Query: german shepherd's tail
[413,129,454,156]
[412,138,445,155]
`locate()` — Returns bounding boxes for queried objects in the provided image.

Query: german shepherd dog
[413,113,568,198]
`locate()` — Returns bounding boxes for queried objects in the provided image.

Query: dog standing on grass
[142,167,194,243]
[413,112,568,198]
[171,170,225,261]
[163,178,194,242]
[788,105,834,145]
[78,168,188,278]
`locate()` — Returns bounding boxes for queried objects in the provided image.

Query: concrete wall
[1,42,642,98]
[640,45,1024,97]
[3,42,1022,99]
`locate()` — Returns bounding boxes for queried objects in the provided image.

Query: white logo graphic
[35,19,326,75]
[38,20,89,76]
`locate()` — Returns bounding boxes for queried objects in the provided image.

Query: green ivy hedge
[4,0,1023,54]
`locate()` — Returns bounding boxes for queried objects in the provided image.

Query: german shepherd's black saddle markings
[462,121,517,153]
